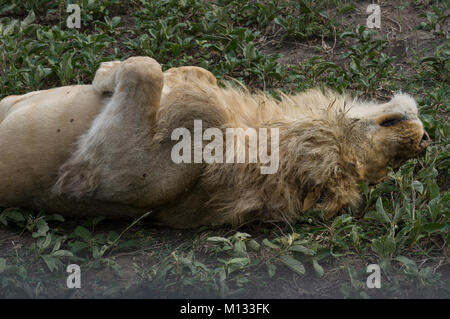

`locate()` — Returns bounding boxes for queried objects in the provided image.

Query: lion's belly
[0,85,104,206]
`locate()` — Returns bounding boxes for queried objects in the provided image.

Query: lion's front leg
[54,56,164,200]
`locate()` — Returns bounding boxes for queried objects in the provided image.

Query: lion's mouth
[390,131,430,170]
[419,130,431,148]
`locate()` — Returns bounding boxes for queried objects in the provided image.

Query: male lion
[0,57,430,228]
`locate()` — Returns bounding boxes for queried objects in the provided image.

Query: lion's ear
[388,93,417,111]
[380,93,418,118]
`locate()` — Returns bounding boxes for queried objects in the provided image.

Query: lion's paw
[118,56,163,83]
[92,61,122,94]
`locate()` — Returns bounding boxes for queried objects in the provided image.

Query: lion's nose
[420,131,430,147]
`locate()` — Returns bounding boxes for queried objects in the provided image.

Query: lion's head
[349,93,430,184]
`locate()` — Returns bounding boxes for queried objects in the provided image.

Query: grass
[0,0,449,298]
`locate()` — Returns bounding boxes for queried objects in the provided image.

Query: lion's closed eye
[377,114,407,127]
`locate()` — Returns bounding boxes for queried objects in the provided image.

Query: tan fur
[0,57,430,228]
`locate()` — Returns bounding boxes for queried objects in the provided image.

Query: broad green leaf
[3,20,18,36]
[429,183,440,199]
[233,240,247,257]
[1,209,25,224]
[289,244,316,256]
[37,233,52,250]
[412,180,424,194]
[375,198,391,224]
[21,10,35,27]
[359,181,369,197]
[422,222,448,233]
[51,237,64,253]
[92,245,106,259]
[42,255,62,272]
[226,257,250,274]
[331,214,353,229]
[207,236,231,244]
[106,231,120,243]
[279,255,305,275]
[348,267,364,289]
[267,263,276,278]
[395,256,418,273]
[73,226,92,242]
[395,255,416,267]
[371,235,396,259]
[262,239,280,249]
[70,241,89,254]
[111,16,121,28]
[33,219,49,238]
[52,250,73,257]
[313,258,324,277]
[231,232,251,241]
[245,239,260,251]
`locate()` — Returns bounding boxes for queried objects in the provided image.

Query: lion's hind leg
[54,56,164,200]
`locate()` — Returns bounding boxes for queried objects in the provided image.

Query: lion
[0,56,430,228]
